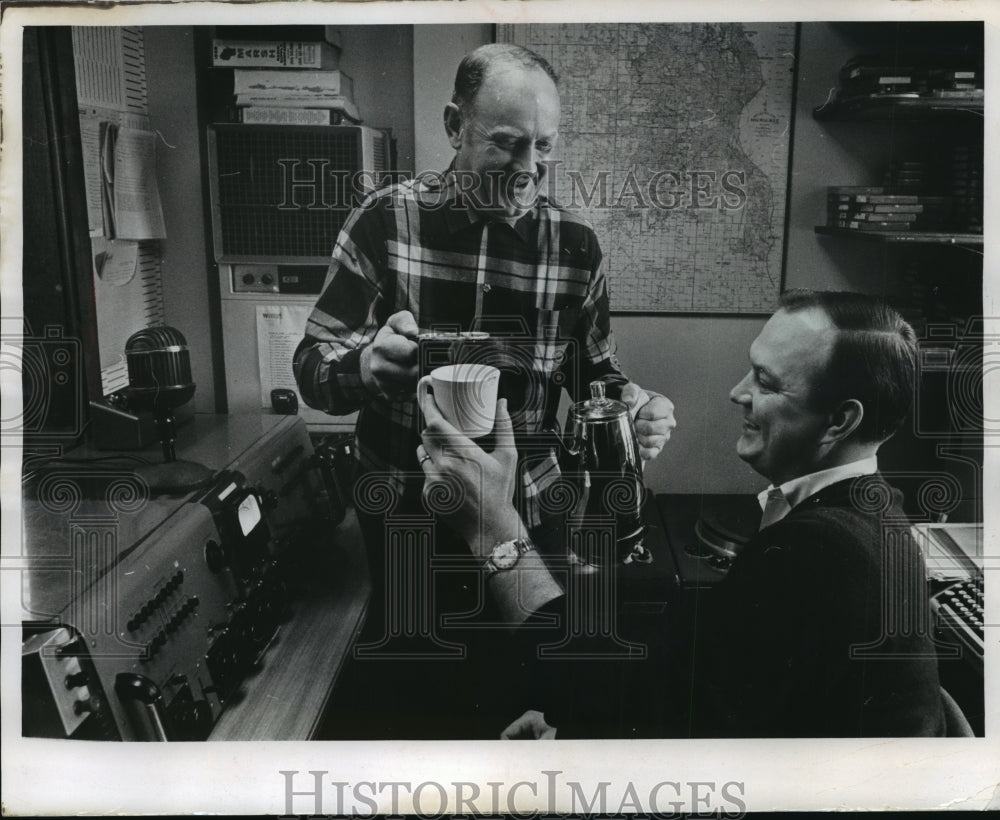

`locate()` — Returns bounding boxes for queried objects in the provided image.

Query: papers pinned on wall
[100,123,166,240]
[256,304,312,409]
[93,237,139,285]
[79,115,105,236]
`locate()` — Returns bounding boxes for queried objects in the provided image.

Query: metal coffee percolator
[561,379,650,565]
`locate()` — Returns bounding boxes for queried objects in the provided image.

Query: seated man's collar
[757,455,880,520]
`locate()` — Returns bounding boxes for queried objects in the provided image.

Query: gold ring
[419,453,431,465]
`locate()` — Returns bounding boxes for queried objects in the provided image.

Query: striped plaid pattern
[293,170,624,526]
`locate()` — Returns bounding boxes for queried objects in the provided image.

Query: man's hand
[417,393,521,552]
[500,709,557,739]
[621,382,676,461]
[419,386,564,626]
[360,310,419,399]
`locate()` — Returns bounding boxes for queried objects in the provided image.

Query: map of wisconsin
[502,23,796,313]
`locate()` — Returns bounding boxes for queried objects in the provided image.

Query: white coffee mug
[418,363,500,438]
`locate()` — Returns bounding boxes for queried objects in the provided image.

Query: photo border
[2,0,997,815]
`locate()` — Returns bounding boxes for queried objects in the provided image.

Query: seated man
[417,289,946,737]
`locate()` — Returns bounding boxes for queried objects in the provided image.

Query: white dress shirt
[757,455,879,530]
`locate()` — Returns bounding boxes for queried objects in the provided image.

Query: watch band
[484,537,534,577]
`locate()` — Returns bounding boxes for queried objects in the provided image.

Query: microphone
[125,327,212,493]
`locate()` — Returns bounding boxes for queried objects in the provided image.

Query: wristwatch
[484,538,534,578]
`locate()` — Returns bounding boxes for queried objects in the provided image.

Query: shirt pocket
[537,298,583,341]
[535,307,580,392]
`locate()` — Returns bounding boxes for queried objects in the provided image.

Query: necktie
[759,487,791,531]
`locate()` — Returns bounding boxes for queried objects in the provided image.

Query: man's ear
[823,398,864,444]
[444,103,464,150]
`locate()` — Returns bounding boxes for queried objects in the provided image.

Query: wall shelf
[811,33,984,539]
[813,95,983,121]
[814,226,983,246]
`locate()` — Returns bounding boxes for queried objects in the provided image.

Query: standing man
[420,290,946,737]
[295,43,675,737]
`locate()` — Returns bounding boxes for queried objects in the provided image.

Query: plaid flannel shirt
[293,170,625,527]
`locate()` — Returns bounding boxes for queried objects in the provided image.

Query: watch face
[491,541,520,570]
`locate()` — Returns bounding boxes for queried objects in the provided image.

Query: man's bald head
[452,43,559,115]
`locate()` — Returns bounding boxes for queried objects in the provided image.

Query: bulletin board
[72,26,166,395]
[499,23,799,314]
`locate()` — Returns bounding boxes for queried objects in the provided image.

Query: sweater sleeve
[292,199,389,414]
[560,245,628,402]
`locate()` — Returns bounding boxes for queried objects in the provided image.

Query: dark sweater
[525,475,945,738]
[689,475,945,737]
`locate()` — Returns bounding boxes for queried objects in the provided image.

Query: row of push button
[127,571,185,631]
[940,581,984,636]
[141,596,200,660]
